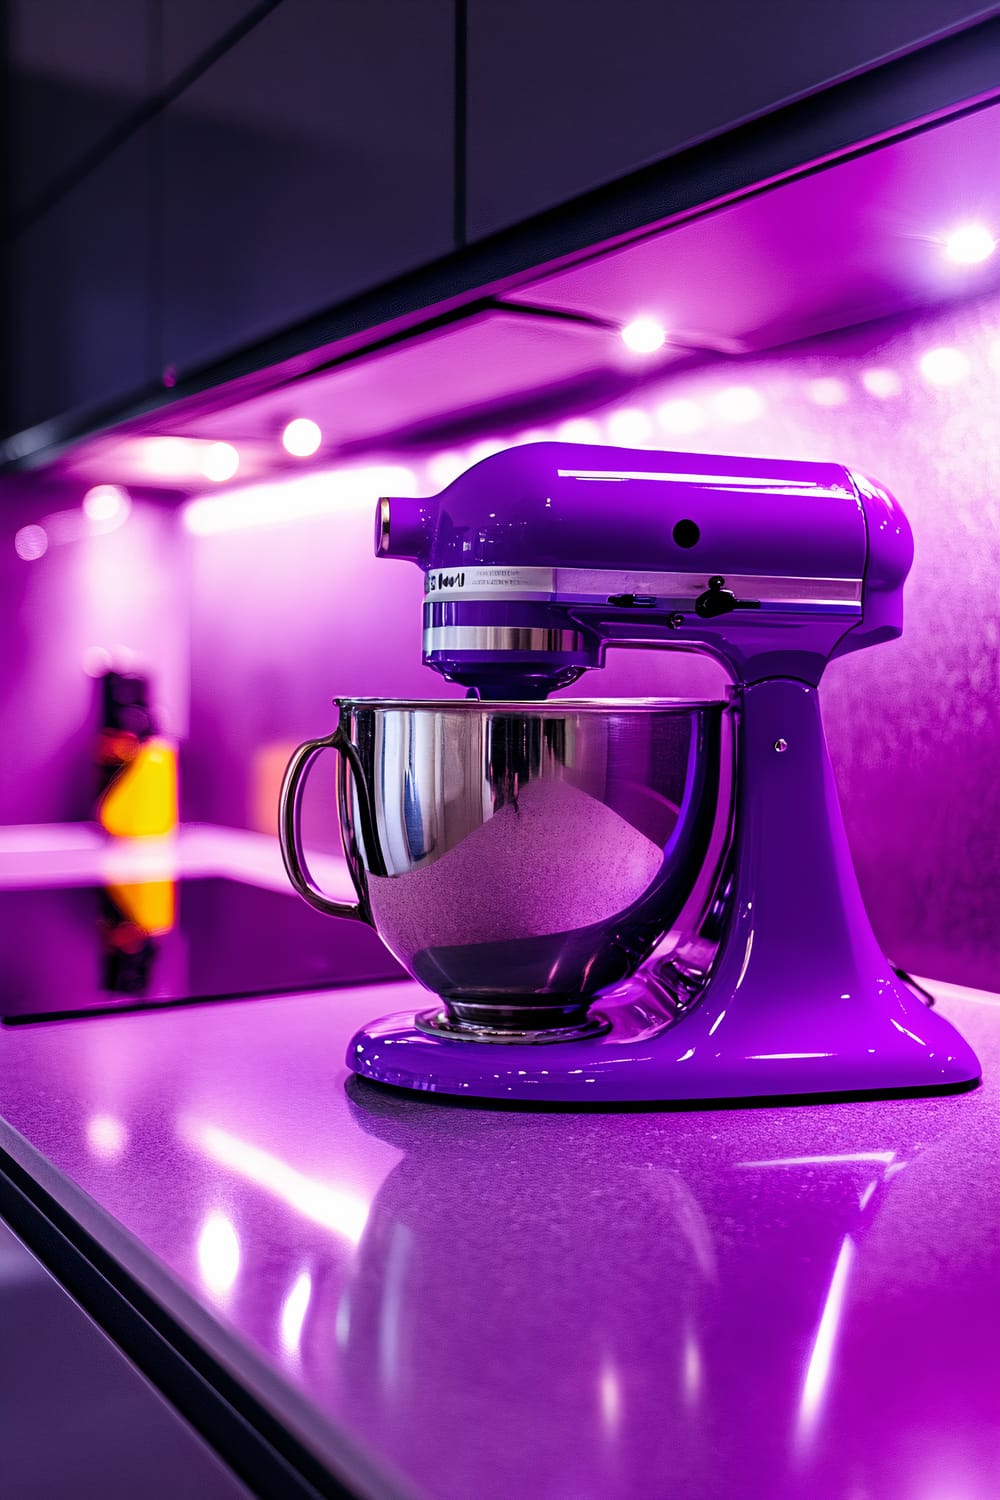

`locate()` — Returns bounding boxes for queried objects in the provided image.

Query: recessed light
[83,484,131,524]
[918,347,970,386]
[860,368,902,399]
[14,524,48,561]
[621,318,667,354]
[944,224,996,265]
[282,418,322,457]
[201,442,240,483]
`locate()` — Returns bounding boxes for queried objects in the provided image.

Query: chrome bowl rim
[335,696,728,713]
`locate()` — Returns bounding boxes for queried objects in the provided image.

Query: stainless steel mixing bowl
[280,698,734,1041]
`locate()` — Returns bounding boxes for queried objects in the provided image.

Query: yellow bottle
[98,737,179,837]
[95,671,179,838]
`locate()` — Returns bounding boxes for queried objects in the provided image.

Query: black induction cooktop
[0,876,405,1024]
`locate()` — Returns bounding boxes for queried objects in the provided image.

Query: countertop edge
[0,1104,426,1500]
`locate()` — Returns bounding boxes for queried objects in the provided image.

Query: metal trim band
[423,626,589,655]
[423,565,863,608]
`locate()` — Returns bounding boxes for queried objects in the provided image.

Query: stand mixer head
[375,443,911,696]
[280,443,981,1102]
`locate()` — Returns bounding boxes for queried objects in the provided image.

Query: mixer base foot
[346,971,981,1104]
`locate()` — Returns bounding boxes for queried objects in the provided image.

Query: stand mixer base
[346,971,981,1104]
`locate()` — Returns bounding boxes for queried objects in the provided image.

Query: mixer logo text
[426,571,467,594]
[424,565,557,598]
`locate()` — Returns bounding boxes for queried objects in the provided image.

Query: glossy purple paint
[0,949,996,1500]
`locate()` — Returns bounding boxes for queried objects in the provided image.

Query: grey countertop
[0,830,997,1500]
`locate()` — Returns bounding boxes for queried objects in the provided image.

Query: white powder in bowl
[367,777,663,951]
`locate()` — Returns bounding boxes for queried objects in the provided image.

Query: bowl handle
[279,726,373,923]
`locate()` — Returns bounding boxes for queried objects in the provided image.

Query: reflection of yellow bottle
[99,881,175,997]
[96,671,179,838]
[104,879,176,934]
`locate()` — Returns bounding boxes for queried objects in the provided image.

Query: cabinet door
[5,130,155,436]
[160,0,266,86]
[6,0,152,226]
[0,1217,249,1499]
[466,0,991,237]
[160,0,455,376]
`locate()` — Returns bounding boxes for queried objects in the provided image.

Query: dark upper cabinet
[6,129,155,436]
[466,0,994,238]
[159,0,455,376]
[6,0,152,226]
[160,0,264,85]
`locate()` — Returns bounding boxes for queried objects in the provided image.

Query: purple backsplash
[0,480,189,824]
[1,292,996,991]
[183,292,1000,992]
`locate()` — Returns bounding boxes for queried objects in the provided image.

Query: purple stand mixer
[279,443,981,1103]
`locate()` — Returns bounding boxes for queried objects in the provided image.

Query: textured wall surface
[183,290,1000,991]
[6,291,992,988]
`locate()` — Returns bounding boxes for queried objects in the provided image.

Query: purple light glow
[14,524,48,561]
[201,442,240,483]
[918,346,970,386]
[141,437,201,479]
[85,1114,129,1159]
[182,466,418,534]
[620,317,667,354]
[860,368,902,399]
[184,1118,369,1244]
[282,418,322,458]
[713,386,763,423]
[46,509,85,546]
[944,223,996,265]
[797,1234,856,1446]
[606,407,653,444]
[656,398,705,435]
[196,1210,241,1297]
[554,417,601,444]
[464,439,507,466]
[806,378,849,408]
[279,1270,313,1356]
[82,484,131,527]
[426,451,466,488]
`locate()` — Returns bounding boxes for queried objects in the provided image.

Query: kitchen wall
[183,289,1000,992]
[0,479,189,824]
